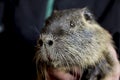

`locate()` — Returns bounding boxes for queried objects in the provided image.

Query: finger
[106,44,120,80]
[47,68,76,80]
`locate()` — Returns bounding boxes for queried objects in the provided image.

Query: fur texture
[35,8,116,80]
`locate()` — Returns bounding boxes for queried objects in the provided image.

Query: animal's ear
[81,7,94,21]
[53,10,58,14]
[52,10,59,16]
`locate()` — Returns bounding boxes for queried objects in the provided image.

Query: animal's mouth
[37,54,82,79]
[38,60,82,79]
[69,67,81,80]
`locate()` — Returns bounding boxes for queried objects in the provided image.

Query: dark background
[0,0,119,80]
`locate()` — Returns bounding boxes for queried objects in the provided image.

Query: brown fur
[34,8,117,80]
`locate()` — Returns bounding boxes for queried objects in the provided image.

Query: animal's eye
[70,20,75,28]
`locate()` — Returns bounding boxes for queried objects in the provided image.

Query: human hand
[103,44,120,80]
[46,67,80,80]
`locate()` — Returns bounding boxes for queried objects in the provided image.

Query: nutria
[35,8,118,80]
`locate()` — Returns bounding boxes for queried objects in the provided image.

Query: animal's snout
[39,39,53,46]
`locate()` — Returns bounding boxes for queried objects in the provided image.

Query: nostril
[39,39,43,46]
[48,40,53,46]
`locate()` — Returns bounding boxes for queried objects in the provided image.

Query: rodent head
[43,8,95,36]
[35,8,111,69]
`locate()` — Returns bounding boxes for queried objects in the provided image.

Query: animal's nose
[47,40,53,46]
[39,39,53,46]
[39,39,43,46]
